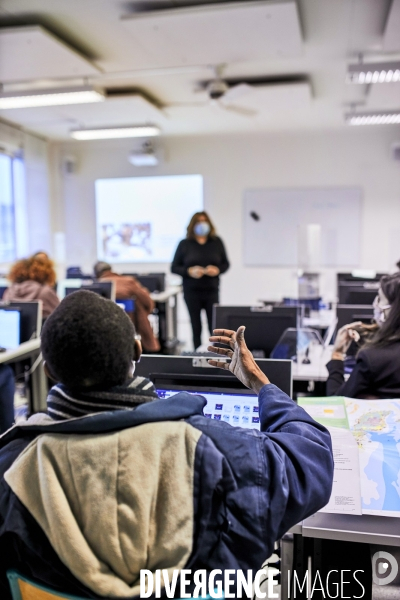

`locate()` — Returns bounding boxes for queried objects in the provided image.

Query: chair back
[7,570,89,600]
[7,570,225,600]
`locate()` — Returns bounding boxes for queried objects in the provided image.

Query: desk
[291,345,332,382]
[0,339,47,414]
[292,512,400,547]
[282,514,400,599]
[150,286,181,353]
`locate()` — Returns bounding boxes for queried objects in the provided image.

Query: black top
[171,236,229,291]
[326,341,400,398]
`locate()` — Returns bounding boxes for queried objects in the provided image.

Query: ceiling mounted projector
[128,140,160,166]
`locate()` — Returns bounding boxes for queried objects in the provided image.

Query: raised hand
[207,326,270,394]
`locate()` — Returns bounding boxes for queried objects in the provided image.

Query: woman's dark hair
[186,211,216,239]
[367,272,400,349]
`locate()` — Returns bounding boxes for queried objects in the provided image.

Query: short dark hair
[41,290,135,390]
[94,261,112,278]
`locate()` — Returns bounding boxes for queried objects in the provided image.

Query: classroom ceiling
[0,0,399,140]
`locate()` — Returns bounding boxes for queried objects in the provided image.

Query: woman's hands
[188,265,220,278]
[207,326,270,394]
[204,265,220,277]
[188,266,205,278]
[332,321,363,360]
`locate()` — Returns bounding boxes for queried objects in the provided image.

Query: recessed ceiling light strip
[70,125,160,140]
[347,61,400,84]
[0,86,105,109]
[345,111,400,126]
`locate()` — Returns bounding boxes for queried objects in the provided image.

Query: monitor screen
[157,387,260,430]
[0,309,20,349]
[62,281,115,301]
[95,174,203,263]
[213,306,299,358]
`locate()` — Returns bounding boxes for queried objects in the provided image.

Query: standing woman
[172,211,229,349]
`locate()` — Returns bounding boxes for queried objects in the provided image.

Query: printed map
[345,399,400,517]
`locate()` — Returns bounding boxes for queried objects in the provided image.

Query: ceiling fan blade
[221,83,254,103]
[218,103,257,117]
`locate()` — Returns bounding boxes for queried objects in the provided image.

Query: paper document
[298,397,349,429]
[319,427,362,515]
[299,396,400,517]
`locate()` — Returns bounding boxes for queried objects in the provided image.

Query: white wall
[0,121,53,273]
[53,127,400,306]
[50,127,400,348]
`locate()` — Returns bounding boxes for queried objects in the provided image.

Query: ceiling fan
[166,64,258,117]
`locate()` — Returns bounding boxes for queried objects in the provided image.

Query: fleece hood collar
[0,392,207,448]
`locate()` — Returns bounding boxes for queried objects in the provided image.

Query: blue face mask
[194,222,210,236]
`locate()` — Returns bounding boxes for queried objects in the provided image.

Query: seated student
[0,291,333,599]
[0,364,14,434]
[94,261,160,352]
[3,255,59,319]
[327,272,400,398]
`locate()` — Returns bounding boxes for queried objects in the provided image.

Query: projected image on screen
[95,175,203,262]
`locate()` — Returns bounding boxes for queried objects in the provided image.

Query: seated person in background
[3,255,59,319]
[0,291,333,599]
[94,261,160,352]
[327,272,400,398]
[0,364,14,434]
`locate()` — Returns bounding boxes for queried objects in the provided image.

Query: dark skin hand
[207,326,270,394]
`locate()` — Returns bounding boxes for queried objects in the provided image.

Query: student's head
[94,261,112,278]
[186,211,216,239]
[8,256,56,286]
[41,290,141,390]
[369,272,400,348]
[32,251,50,262]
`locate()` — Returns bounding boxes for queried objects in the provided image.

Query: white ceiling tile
[0,25,100,83]
[121,1,303,69]
[383,0,400,51]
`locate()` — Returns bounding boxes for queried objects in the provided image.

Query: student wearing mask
[326,272,400,398]
[0,291,332,598]
[171,212,229,349]
[3,256,59,319]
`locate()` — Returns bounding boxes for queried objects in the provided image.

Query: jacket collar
[0,392,206,449]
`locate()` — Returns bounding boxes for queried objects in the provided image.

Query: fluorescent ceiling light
[70,125,160,140]
[0,86,105,109]
[347,61,400,84]
[345,111,400,126]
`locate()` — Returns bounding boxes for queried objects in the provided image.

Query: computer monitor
[157,386,260,430]
[212,305,300,358]
[135,355,292,397]
[336,305,375,332]
[1,301,42,342]
[0,309,20,349]
[337,273,385,305]
[122,273,166,293]
[58,279,116,301]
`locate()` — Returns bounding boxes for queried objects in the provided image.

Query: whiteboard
[243,188,362,267]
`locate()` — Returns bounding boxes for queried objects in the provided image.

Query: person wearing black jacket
[327,272,400,398]
[171,212,229,349]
